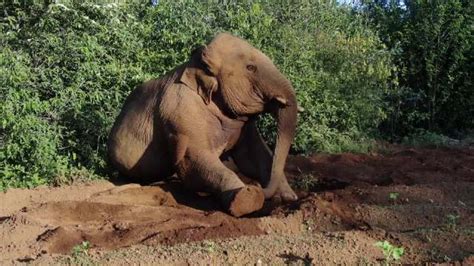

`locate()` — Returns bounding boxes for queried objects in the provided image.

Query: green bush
[0,1,393,189]
[1,48,67,188]
[258,2,392,153]
[362,0,473,137]
[1,2,149,189]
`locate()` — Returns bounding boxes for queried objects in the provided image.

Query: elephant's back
[110,79,162,144]
[110,66,182,139]
[107,78,172,181]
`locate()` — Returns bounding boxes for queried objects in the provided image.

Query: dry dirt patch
[1,147,473,264]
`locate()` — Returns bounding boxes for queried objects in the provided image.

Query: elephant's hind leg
[176,149,264,217]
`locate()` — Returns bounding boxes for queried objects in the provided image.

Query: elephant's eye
[246,64,257,72]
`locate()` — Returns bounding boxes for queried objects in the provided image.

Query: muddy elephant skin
[108,33,298,216]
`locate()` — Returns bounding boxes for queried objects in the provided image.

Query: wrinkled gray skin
[108,33,298,215]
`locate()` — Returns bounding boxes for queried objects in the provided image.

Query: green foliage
[362,0,474,137]
[1,2,149,189]
[253,2,393,153]
[375,240,405,264]
[1,1,393,189]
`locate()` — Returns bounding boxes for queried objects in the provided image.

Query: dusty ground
[1,146,473,265]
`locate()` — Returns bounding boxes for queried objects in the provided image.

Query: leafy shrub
[0,48,67,189]
[362,0,474,137]
[1,2,149,189]
[263,2,392,153]
[1,1,393,189]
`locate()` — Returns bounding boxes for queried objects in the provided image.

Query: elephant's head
[180,33,298,200]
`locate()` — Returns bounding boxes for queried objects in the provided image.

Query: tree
[362,0,474,137]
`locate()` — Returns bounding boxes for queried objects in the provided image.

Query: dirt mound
[1,146,473,264]
[1,186,268,259]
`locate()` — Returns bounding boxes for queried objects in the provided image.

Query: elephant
[108,33,299,217]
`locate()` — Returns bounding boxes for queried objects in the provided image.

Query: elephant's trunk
[263,85,298,198]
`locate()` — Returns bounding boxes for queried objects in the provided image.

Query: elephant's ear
[180,67,199,92]
[180,45,220,105]
[196,73,218,105]
[196,45,220,104]
[180,59,218,105]
[179,47,204,94]
[201,45,220,76]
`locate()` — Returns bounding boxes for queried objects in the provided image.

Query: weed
[302,219,315,232]
[72,241,90,256]
[292,169,320,191]
[356,256,371,266]
[200,240,217,253]
[428,247,452,263]
[389,192,399,202]
[423,230,433,243]
[70,241,94,265]
[446,213,460,231]
[443,255,452,262]
[375,240,404,264]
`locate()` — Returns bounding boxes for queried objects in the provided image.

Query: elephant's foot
[221,185,264,217]
[264,179,298,203]
[274,182,298,202]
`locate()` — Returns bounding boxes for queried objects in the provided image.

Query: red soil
[1,146,473,264]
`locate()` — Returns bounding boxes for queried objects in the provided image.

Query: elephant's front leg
[230,121,297,202]
[176,149,264,217]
